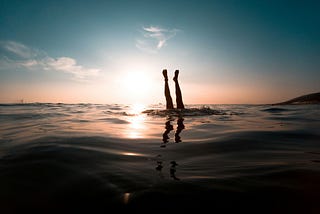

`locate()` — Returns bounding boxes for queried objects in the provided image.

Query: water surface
[0,103,319,213]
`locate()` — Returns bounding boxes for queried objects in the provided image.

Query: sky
[0,0,319,104]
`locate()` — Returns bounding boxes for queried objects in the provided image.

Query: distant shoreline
[273,92,320,105]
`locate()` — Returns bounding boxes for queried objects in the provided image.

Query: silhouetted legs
[163,69,174,109]
[163,69,185,109]
[173,70,185,109]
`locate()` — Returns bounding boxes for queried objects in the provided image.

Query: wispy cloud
[136,26,179,53]
[0,41,100,80]
[0,41,40,58]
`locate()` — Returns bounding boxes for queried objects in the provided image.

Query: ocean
[0,103,319,213]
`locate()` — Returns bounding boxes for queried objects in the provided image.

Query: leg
[163,69,174,109]
[173,70,185,109]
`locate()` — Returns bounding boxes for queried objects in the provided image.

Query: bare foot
[173,70,179,81]
[162,69,168,81]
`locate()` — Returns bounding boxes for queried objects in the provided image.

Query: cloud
[136,26,179,53]
[0,41,39,58]
[0,41,100,80]
[45,57,100,78]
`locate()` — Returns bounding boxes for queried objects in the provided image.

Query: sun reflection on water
[123,192,131,204]
[121,152,143,156]
[126,114,146,138]
[83,103,160,139]
[125,103,147,139]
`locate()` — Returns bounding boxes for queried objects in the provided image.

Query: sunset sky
[0,0,319,104]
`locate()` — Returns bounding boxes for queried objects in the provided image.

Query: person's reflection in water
[170,161,180,180]
[157,117,185,180]
[161,119,174,148]
[175,117,185,143]
[156,160,163,171]
[155,155,164,179]
[162,117,185,145]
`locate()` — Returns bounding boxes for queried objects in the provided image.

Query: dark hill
[273,92,320,105]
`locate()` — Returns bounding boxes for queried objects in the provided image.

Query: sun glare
[123,71,151,95]
[114,69,155,104]
[112,58,160,104]
[130,103,146,115]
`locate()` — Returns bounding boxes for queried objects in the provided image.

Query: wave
[98,117,130,124]
[0,112,69,120]
[0,103,66,107]
[261,107,290,113]
[142,107,229,117]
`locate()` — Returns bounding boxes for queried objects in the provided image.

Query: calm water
[0,103,320,213]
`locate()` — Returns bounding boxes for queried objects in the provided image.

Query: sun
[111,57,160,104]
[120,71,153,102]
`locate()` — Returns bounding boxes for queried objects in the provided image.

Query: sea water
[0,103,319,213]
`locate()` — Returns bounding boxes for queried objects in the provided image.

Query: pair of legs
[163,69,185,109]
